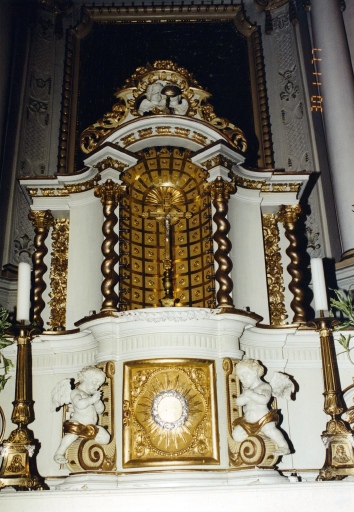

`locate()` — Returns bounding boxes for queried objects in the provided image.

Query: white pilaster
[310,0,354,259]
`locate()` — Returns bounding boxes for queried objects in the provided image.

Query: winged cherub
[51,366,110,464]
[232,359,293,456]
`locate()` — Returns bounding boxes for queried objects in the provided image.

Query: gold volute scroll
[262,214,287,325]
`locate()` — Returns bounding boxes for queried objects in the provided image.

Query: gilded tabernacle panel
[123,359,219,467]
[119,147,215,310]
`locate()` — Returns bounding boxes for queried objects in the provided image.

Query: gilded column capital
[277,204,301,225]
[29,210,54,231]
[207,176,236,202]
[94,179,127,205]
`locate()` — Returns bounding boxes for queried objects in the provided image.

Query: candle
[17,262,31,322]
[310,258,328,313]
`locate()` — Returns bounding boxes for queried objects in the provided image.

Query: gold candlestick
[308,316,354,480]
[0,325,47,491]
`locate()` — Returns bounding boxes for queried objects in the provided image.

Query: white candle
[310,258,328,313]
[17,262,31,322]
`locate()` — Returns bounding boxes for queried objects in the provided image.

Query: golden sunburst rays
[134,368,207,455]
[145,185,185,208]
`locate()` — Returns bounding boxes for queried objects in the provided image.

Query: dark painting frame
[58,4,273,173]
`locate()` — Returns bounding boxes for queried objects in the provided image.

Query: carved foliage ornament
[262,214,287,325]
[49,219,69,330]
[80,61,247,155]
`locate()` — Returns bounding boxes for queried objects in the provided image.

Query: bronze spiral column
[29,210,54,329]
[277,204,306,323]
[208,176,236,310]
[95,179,127,312]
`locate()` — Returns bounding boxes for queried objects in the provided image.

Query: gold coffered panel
[119,147,215,310]
[123,359,219,467]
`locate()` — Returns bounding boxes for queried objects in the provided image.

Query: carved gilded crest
[80,60,247,155]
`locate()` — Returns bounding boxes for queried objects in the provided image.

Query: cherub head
[235,359,264,389]
[77,366,106,395]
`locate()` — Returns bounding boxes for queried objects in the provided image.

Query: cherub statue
[51,366,110,464]
[138,81,167,115]
[232,358,293,456]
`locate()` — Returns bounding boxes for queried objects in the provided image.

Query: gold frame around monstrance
[58,4,273,174]
[123,358,219,467]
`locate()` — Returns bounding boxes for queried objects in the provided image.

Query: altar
[1,56,354,511]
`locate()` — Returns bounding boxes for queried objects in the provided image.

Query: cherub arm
[246,383,272,405]
[235,392,251,406]
[94,399,105,414]
[71,389,101,410]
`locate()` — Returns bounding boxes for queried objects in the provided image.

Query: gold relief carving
[79,60,246,154]
[262,214,287,325]
[49,219,69,330]
[271,183,287,192]
[66,361,116,473]
[65,175,100,194]
[123,359,219,467]
[29,210,54,231]
[223,358,279,468]
[201,155,235,171]
[121,133,136,146]
[207,176,236,202]
[191,132,208,145]
[94,179,127,205]
[95,158,127,173]
[277,204,301,225]
[138,128,153,139]
[80,101,129,154]
[156,126,172,136]
[174,127,190,137]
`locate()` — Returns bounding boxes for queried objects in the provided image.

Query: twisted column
[278,204,306,323]
[29,210,54,328]
[95,179,127,312]
[208,176,236,310]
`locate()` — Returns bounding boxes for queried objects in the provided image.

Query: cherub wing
[270,372,294,400]
[51,378,73,411]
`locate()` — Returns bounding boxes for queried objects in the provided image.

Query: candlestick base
[308,316,354,481]
[0,430,47,490]
[317,419,354,481]
[0,325,47,491]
